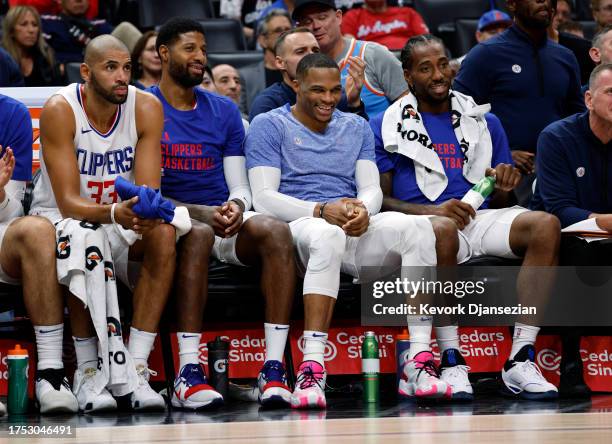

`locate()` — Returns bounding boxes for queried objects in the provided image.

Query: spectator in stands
[9,0,100,19]
[246,52,459,408]
[454,0,585,206]
[201,65,218,93]
[249,27,367,120]
[240,9,292,114]
[0,94,79,415]
[452,9,512,67]
[238,0,274,43]
[42,0,112,64]
[257,0,295,31]
[0,47,25,87]
[553,0,573,30]
[530,63,612,397]
[340,0,429,51]
[592,0,612,31]
[548,1,593,85]
[559,20,586,37]
[2,6,63,87]
[588,25,612,74]
[293,0,408,117]
[212,64,245,111]
[372,35,561,401]
[131,31,160,90]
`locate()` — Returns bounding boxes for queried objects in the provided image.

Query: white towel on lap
[381,90,493,201]
[55,218,139,397]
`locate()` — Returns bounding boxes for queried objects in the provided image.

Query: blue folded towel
[114,176,175,223]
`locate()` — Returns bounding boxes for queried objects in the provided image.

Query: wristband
[110,203,117,224]
[319,202,328,219]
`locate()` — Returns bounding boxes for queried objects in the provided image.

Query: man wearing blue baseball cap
[476,9,513,43]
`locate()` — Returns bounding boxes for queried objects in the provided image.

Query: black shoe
[559,359,591,399]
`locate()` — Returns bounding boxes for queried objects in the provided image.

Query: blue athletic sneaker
[171,363,223,410]
[257,360,291,408]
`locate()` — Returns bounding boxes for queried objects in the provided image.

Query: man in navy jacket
[531,62,612,399]
[454,0,585,205]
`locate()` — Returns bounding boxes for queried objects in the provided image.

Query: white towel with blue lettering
[381,90,493,201]
[54,218,139,397]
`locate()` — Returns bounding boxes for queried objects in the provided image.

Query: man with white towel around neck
[370,34,561,401]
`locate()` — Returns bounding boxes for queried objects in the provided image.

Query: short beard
[520,14,551,30]
[89,72,127,105]
[168,58,203,88]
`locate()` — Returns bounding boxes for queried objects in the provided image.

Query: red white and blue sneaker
[257,360,291,408]
[502,345,558,400]
[439,349,474,401]
[399,351,451,400]
[290,361,326,409]
[171,363,224,410]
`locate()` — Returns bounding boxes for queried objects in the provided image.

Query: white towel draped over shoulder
[54,218,139,397]
[381,90,493,201]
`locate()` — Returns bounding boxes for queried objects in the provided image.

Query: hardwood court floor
[2,395,612,443]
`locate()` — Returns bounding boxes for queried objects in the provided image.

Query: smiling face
[404,41,452,112]
[295,66,342,124]
[160,31,207,88]
[276,31,321,80]
[587,68,612,125]
[295,6,343,54]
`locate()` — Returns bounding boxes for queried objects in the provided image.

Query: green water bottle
[362,331,379,403]
[7,344,29,414]
[461,176,496,210]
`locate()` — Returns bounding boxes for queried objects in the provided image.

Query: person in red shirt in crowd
[341,0,428,51]
[9,0,98,19]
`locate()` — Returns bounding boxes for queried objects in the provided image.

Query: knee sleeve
[302,224,346,299]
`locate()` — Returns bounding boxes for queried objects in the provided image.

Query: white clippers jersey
[31,83,138,216]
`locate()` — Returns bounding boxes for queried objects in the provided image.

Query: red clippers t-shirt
[341,7,429,51]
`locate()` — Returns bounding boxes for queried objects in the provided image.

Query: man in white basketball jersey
[30,35,188,412]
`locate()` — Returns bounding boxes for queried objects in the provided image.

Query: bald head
[84,35,130,65]
[212,64,242,105]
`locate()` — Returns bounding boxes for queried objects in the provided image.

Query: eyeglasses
[266,27,292,36]
[596,4,612,13]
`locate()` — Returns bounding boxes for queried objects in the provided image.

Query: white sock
[407,315,432,359]
[435,325,460,354]
[128,327,156,368]
[73,336,98,372]
[302,330,327,366]
[34,324,64,370]
[177,332,201,369]
[510,323,540,359]
[264,323,289,363]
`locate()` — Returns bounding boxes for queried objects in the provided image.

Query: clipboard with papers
[561,218,612,242]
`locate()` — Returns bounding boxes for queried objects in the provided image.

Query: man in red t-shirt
[341,0,428,51]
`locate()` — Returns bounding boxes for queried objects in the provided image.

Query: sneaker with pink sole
[290,361,326,409]
[399,351,451,400]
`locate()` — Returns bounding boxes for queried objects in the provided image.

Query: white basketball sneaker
[502,345,558,400]
[35,368,78,414]
[399,351,451,400]
[73,367,117,413]
[439,349,474,401]
[131,365,166,411]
